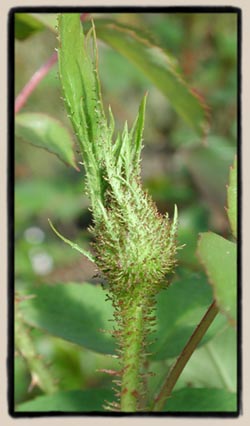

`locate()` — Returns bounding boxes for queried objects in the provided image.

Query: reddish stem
[15,51,58,114]
[15,13,89,115]
[152,301,219,411]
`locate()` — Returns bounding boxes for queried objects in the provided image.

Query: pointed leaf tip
[48,219,95,263]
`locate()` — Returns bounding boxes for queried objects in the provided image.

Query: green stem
[120,304,144,412]
[15,308,58,394]
[152,301,219,411]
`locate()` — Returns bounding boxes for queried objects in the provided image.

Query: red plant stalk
[15,13,89,115]
[15,51,58,114]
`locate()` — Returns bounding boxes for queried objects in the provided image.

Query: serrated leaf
[19,283,116,355]
[197,232,237,325]
[58,14,103,153]
[58,14,105,206]
[150,270,227,360]
[15,113,78,169]
[85,18,209,138]
[227,156,237,238]
[164,388,237,412]
[16,388,114,412]
[15,13,45,40]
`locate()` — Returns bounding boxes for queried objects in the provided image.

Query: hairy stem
[120,304,144,411]
[152,301,219,411]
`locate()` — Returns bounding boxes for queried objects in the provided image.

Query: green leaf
[18,272,227,359]
[183,135,236,209]
[58,14,105,206]
[15,113,78,170]
[15,13,45,40]
[15,178,85,228]
[58,14,103,153]
[227,156,237,238]
[174,326,237,392]
[128,94,148,175]
[19,283,116,355]
[164,388,237,412]
[86,19,209,138]
[150,270,227,360]
[197,232,237,325]
[16,388,114,412]
[176,205,209,268]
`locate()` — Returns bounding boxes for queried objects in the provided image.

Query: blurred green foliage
[14,11,237,412]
